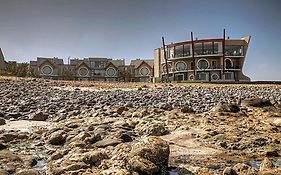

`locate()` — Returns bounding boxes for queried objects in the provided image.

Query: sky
[0,0,281,81]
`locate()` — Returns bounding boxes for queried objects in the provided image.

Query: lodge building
[30,57,154,82]
[154,36,251,82]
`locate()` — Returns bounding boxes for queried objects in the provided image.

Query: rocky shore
[0,77,281,175]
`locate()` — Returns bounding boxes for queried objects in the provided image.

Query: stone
[16,169,40,175]
[272,118,281,127]
[211,103,240,113]
[260,157,274,172]
[83,151,107,165]
[29,111,48,121]
[128,155,159,174]
[135,121,168,136]
[180,106,194,113]
[242,98,272,108]
[0,118,5,125]
[117,107,128,115]
[0,142,7,150]
[265,149,279,157]
[48,130,66,145]
[129,136,169,175]
[232,163,251,174]
[94,138,122,148]
[223,167,237,175]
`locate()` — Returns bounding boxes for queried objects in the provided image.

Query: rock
[242,98,272,108]
[180,106,194,113]
[272,118,281,127]
[159,103,173,111]
[223,167,237,175]
[260,157,274,172]
[0,142,7,150]
[116,107,128,115]
[135,121,168,136]
[29,111,48,121]
[16,169,40,175]
[128,155,159,174]
[232,163,251,174]
[0,118,5,125]
[265,149,279,157]
[82,151,107,165]
[129,136,169,175]
[211,103,240,113]
[94,138,122,148]
[48,130,66,145]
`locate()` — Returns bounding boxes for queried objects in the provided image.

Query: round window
[140,67,149,76]
[189,75,194,80]
[41,65,53,75]
[176,62,187,71]
[162,64,171,73]
[106,67,116,76]
[79,67,89,76]
[197,60,209,69]
[211,73,219,80]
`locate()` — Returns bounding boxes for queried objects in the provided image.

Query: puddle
[0,120,53,132]
[251,159,281,170]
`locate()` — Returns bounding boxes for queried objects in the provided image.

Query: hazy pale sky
[0,0,281,80]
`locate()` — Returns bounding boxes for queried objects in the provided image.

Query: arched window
[162,64,172,73]
[175,61,187,71]
[225,59,233,69]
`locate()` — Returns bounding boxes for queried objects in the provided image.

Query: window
[41,65,53,75]
[140,67,149,76]
[175,61,187,71]
[94,69,105,76]
[225,59,233,69]
[106,67,116,76]
[211,61,217,69]
[203,42,213,55]
[167,47,174,58]
[183,44,191,56]
[235,60,240,69]
[197,59,209,69]
[191,61,195,70]
[189,74,194,80]
[92,61,105,68]
[175,45,183,58]
[162,64,171,73]
[78,67,89,76]
[225,72,234,80]
[211,73,219,80]
[225,45,243,56]
[198,73,208,80]
[194,43,203,55]
[214,42,219,54]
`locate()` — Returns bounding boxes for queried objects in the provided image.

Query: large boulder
[128,136,169,175]
[48,130,66,145]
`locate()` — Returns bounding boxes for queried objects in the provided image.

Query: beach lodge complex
[1,31,251,82]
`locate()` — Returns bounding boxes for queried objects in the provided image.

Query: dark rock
[48,131,66,145]
[29,111,48,121]
[223,167,237,175]
[0,142,7,150]
[242,98,273,108]
[159,103,173,111]
[116,106,128,115]
[180,106,194,113]
[265,149,279,157]
[0,118,5,125]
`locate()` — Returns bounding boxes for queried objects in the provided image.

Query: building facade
[30,57,154,82]
[154,36,251,82]
[0,48,7,70]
